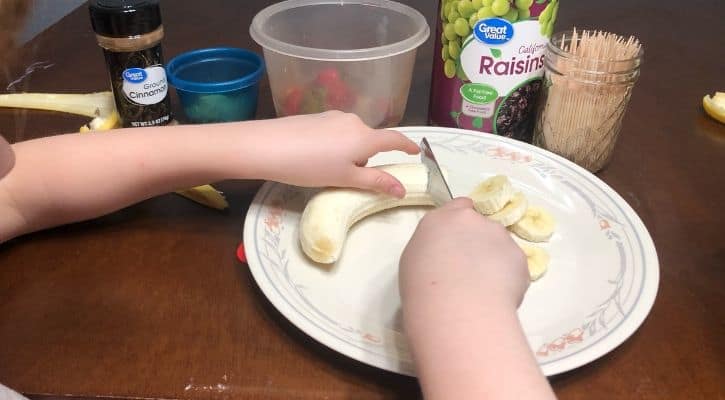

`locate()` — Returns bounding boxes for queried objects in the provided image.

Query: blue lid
[166,47,265,93]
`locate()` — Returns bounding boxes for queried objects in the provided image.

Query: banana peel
[703,92,725,124]
[79,110,122,132]
[0,91,117,119]
[175,185,229,211]
[0,91,228,210]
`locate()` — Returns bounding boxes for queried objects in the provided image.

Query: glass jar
[533,30,643,172]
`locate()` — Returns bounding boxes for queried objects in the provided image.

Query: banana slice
[470,175,515,214]
[299,163,435,264]
[510,206,556,242]
[518,242,550,281]
[487,192,528,226]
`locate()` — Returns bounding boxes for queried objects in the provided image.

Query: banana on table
[0,91,228,210]
[703,92,725,124]
[299,164,556,281]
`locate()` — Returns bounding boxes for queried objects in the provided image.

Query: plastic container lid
[166,47,265,93]
[250,0,430,61]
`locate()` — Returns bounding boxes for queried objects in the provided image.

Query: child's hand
[399,197,530,322]
[248,111,420,197]
[399,197,555,400]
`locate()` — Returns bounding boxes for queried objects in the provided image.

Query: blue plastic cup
[166,47,265,123]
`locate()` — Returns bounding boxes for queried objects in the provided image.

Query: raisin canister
[428,0,559,142]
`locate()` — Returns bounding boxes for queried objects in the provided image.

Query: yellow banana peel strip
[0,91,116,118]
[0,91,228,210]
[175,185,229,211]
[703,92,725,124]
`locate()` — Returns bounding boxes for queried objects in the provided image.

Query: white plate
[243,127,659,377]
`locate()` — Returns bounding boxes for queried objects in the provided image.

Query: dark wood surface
[1,1,723,399]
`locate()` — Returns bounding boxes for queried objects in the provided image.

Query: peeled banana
[510,206,556,242]
[0,91,228,210]
[299,163,435,264]
[470,175,514,214]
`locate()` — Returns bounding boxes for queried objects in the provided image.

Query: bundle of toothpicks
[535,28,642,172]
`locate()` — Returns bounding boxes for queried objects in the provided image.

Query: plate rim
[243,126,660,377]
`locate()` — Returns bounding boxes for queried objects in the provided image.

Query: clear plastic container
[166,47,265,123]
[250,0,429,128]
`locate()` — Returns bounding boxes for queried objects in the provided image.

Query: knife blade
[420,137,453,206]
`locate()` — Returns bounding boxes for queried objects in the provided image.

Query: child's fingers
[351,167,406,198]
[371,129,421,155]
[442,196,474,210]
[424,197,474,221]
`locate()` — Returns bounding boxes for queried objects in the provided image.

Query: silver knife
[420,137,453,206]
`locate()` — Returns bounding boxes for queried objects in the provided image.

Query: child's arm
[399,198,557,400]
[0,111,418,242]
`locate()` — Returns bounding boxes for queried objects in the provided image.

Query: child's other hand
[252,111,419,197]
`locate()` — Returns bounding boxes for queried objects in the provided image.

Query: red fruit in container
[282,87,303,115]
[316,67,341,87]
[325,81,355,110]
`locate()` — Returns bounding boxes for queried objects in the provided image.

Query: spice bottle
[89,0,171,128]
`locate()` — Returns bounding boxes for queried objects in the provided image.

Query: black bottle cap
[89,0,162,38]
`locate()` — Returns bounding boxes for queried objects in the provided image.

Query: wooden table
[1,1,723,399]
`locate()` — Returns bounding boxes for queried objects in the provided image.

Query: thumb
[352,167,406,198]
[442,196,474,210]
